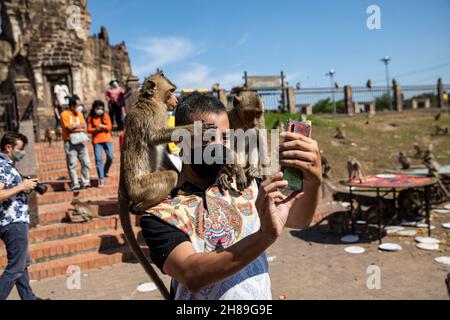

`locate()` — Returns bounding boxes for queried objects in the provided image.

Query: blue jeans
[0,223,36,300]
[93,142,114,181]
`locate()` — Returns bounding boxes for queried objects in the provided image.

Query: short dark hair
[0,132,28,152]
[175,92,227,126]
[68,95,80,108]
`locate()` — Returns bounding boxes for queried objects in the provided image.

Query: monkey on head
[221,91,267,191]
[118,70,214,298]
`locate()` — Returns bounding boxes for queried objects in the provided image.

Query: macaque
[321,154,331,179]
[347,157,365,182]
[435,125,448,136]
[118,70,214,299]
[413,143,424,159]
[67,199,94,223]
[334,127,345,140]
[398,152,411,170]
[223,91,266,191]
[434,111,442,121]
[45,128,55,147]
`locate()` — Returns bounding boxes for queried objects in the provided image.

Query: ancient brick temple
[0,0,134,138]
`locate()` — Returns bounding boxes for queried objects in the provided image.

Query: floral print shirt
[0,153,29,226]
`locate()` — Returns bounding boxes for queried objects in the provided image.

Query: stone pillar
[344,85,354,116]
[412,99,418,109]
[286,87,296,113]
[14,76,40,141]
[392,80,403,112]
[71,66,83,100]
[354,102,361,114]
[437,78,444,108]
[424,99,431,109]
[301,104,313,116]
[368,102,376,115]
[124,75,140,112]
[15,120,39,228]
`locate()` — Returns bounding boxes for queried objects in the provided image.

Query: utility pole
[326,69,336,114]
[380,56,392,111]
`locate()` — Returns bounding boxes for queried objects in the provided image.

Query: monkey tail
[118,191,170,300]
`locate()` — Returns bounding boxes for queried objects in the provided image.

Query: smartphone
[282,119,312,191]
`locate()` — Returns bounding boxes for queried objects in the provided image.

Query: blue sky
[88,0,450,90]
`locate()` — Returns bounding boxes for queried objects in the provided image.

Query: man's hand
[279,132,322,187]
[19,179,38,193]
[255,172,303,244]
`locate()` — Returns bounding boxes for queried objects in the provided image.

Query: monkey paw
[245,167,258,181]
[218,173,233,195]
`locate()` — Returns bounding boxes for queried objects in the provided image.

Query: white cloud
[174,63,243,90]
[131,37,196,76]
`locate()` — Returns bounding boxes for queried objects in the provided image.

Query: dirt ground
[7,204,449,300]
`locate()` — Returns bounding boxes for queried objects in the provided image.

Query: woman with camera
[0,132,45,300]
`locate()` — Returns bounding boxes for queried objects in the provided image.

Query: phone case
[283,119,312,191]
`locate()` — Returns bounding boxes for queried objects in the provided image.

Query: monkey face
[233,93,265,129]
[141,71,178,110]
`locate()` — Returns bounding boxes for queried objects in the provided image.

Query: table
[340,174,437,244]
[388,164,450,176]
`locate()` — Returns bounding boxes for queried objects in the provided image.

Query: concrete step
[0,228,142,266]
[38,200,120,225]
[37,167,120,182]
[37,185,119,206]
[27,245,147,281]
[40,176,119,193]
[37,161,120,173]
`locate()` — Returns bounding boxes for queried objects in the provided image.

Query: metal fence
[294,87,345,113]
[255,89,285,111]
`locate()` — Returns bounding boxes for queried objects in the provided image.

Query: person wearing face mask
[105,80,126,131]
[0,132,45,300]
[87,100,114,188]
[60,95,91,191]
[139,93,322,300]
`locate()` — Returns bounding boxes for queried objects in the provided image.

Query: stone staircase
[0,139,144,280]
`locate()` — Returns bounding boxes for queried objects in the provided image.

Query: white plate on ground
[416,224,436,230]
[340,202,351,208]
[385,226,404,232]
[344,246,365,254]
[434,257,450,265]
[356,220,367,225]
[136,282,157,293]
[376,174,395,179]
[341,235,359,243]
[444,204,450,210]
[414,236,440,244]
[416,243,440,251]
[442,223,450,229]
[400,221,417,227]
[433,209,450,214]
[397,230,417,237]
[379,243,402,252]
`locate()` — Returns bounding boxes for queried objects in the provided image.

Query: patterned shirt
[0,153,29,226]
[145,179,271,300]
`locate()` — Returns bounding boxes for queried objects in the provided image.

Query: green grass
[266,108,450,181]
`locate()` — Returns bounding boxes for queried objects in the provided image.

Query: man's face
[5,140,25,159]
[193,112,230,147]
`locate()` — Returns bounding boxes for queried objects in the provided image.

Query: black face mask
[188,144,230,182]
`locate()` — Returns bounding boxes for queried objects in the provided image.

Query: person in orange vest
[87,100,114,188]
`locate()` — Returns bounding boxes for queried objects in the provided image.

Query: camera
[34,182,48,195]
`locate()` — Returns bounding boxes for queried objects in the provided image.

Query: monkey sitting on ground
[118,70,214,299]
[44,128,55,147]
[434,111,442,121]
[413,143,424,159]
[334,127,345,140]
[398,152,411,170]
[347,157,365,182]
[66,199,94,223]
[321,153,331,179]
[221,91,267,191]
[435,125,449,136]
